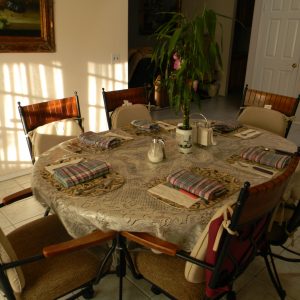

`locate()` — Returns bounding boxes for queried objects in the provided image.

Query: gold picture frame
[0,0,55,52]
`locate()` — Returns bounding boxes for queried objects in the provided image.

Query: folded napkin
[131,120,160,131]
[79,131,121,149]
[234,129,261,139]
[213,121,242,133]
[240,146,290,169]
[53,159,110,187]
[166,169,227,201]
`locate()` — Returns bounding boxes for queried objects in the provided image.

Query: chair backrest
[111,104,152,129]
[18,92,83,164]
[240,84,300,137]
[205,153,299,298]
[102,87,149,129]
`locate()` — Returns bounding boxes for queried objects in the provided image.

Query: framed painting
[139,0,181,35]
[0,0,55,52]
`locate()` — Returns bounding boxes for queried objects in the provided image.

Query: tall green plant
[151,8,222,129]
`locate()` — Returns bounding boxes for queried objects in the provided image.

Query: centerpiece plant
[151,8,223,130]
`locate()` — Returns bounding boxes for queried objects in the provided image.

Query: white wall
[0,0,128,177]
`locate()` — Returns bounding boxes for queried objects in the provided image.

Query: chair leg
[94,239,117,284]
[151,284,162,295]
[280,245,300,257]
[123,245,143,279]
[226,290,236,300]
[44,206,51,217]
[263,249,286,300]
[0,267,15,300]
[116,234,127,300]
[82,285,94,299]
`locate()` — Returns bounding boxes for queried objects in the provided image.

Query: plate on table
[130,120,160,131]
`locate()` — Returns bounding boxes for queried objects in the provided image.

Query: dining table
[31,121,299,252]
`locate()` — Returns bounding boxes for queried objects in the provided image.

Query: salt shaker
[148,138,165,163]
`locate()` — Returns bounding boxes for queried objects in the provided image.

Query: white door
[248,0,300,97]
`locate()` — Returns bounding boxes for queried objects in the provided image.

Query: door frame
[244,0,263,89]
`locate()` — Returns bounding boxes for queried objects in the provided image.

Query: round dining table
[31,124,299,252]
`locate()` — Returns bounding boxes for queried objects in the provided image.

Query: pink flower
[173,52,181,70]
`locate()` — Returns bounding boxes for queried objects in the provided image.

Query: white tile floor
[1,94,299,299]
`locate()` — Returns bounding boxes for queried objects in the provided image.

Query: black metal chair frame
[266,200,300,263]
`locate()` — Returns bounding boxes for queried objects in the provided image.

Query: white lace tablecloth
[31,127,298,252]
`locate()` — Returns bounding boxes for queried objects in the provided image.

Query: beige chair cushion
[184,203,234,283]
[28,118,83,158]
[237,106,288,137]
[0,228,25,293]
[111,104,152,129]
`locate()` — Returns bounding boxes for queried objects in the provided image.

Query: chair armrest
[121,231,180,256]
[43,230,116,258]
[121,232,215,270]
[1,187,33,206]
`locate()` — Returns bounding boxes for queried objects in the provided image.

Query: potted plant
[151,8,222,153]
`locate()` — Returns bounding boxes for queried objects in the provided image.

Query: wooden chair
[238,85,300,137]
[121,153,299,300]
[102,87,150,129]
[8,92,84,216]
[18,91,84,164]
[0,197,116,300]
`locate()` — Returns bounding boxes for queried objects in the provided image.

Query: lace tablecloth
[32,126,298,251]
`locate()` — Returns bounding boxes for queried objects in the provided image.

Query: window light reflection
[52,61,64,98]
[87,61,128,132]
[38,64,48,98]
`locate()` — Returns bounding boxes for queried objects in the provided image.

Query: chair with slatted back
[102,87,151,129]
[3,93,84,216]
[18,91,84,164]
[120,153,299,300]
[237,84,300,137]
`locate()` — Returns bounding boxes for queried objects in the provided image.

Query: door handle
[292,63,297,68]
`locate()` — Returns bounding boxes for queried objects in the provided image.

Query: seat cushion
[134,250,205,300]
[237,106,288,137]
[111,104,152,129]
[184,203,234,283]
[28,118,83,158]
[0,228,25,293]
[7,215,110,300]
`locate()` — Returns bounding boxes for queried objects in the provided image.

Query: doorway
[228,0,255,95]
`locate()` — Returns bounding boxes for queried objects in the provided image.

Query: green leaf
[168,27,182,56]
[204,9,217,40]
[150,6,226,120]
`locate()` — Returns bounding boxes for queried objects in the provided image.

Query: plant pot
[176,125,193,154]
[208,82,219,98]
[154,75,169,108]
